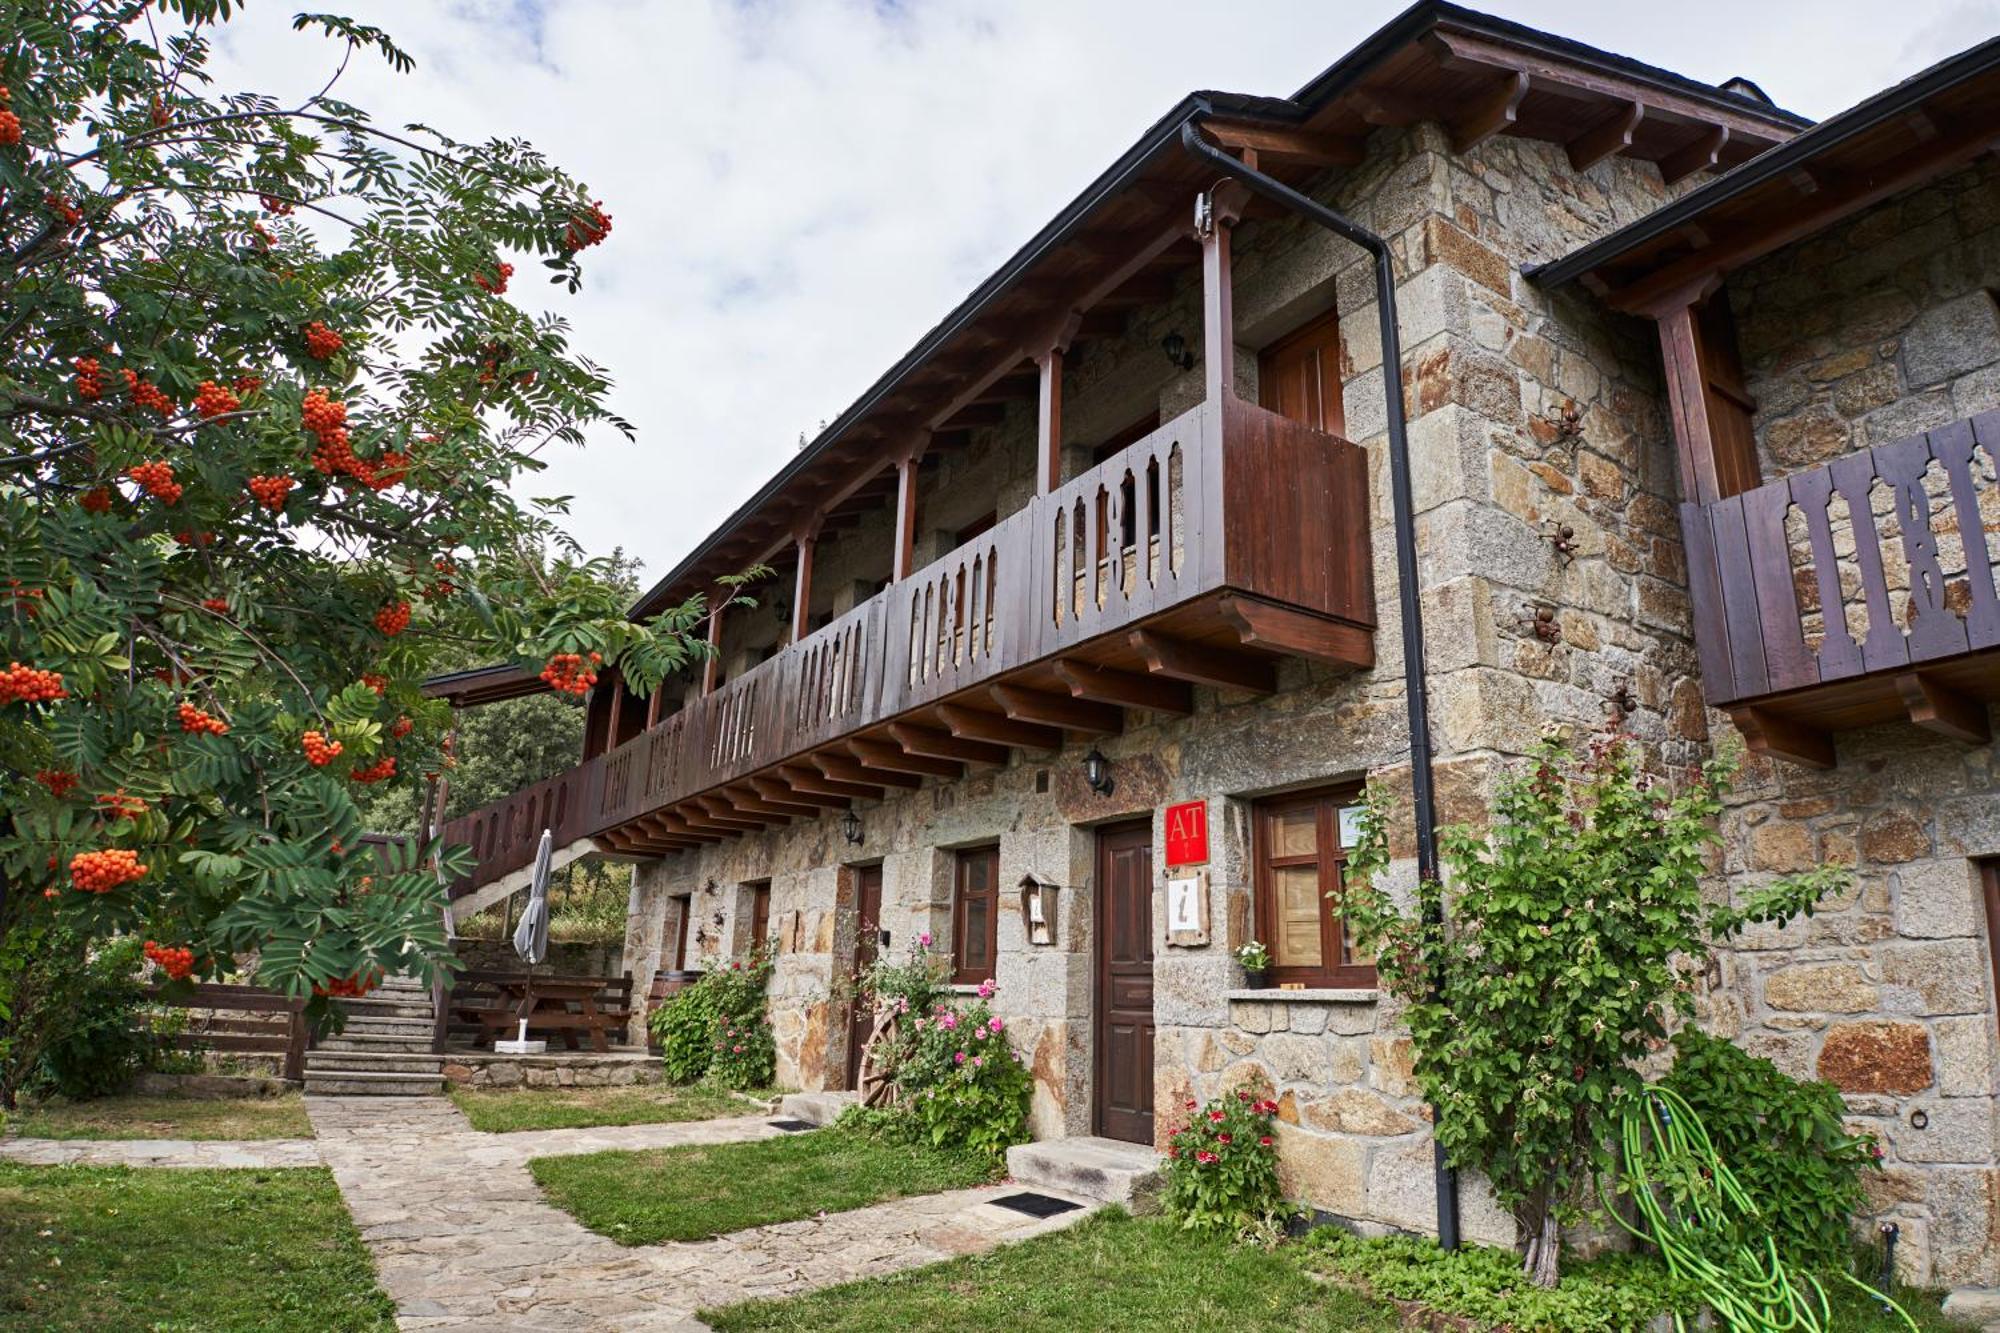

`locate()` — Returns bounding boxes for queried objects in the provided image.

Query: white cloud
[205,0,1998,584]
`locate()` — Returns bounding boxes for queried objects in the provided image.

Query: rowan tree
[0,1,711,1099]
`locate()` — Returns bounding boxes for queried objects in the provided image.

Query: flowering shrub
[899,991,1030,1159]
[1163,1091,1286,1237]
[857,934,952,1081]
[650,981,721,1085]
[707,946,776,1089]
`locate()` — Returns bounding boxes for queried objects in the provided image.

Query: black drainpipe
[1179,119,1460,1250]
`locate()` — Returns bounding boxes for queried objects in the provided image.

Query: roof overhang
[1530,35,2000,313]
[629,1,1807,621]
[420,663,550,708]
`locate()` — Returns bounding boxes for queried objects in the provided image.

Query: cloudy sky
[208,0,1999,584]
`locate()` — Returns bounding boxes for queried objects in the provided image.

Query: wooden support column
[892,432,930,581]
[791,524,819,642]
[1200,192,1236,405]
[700,596,724,696]
[1641,276,1759,506]
[1032,312,1082,495]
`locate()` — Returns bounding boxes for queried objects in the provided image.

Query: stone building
[436,2,2000,1295]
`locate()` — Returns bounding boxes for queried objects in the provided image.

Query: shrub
[1342,735,1845,1283]
[898,993,1030,1159]
[650,982,721,1085]
[1163,1091,1285,1237]
[857,935,952,1081]
[28,936,157,1100]
[706,946,776,1090]
[1660,1028,1879,1270]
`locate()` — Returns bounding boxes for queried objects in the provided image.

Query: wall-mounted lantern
[1019,873,1061,947]
[841,808,864,846]
[1161,331,1194,372]
[1082,746,1115,797]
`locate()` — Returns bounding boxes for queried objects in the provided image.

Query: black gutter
[1530,32,2000,289]
[1176,119,1460,1250]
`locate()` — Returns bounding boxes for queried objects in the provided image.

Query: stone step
[303,1068,443,1096]
[335,996,434,1020]
[1006,1136,1163,1213]
[315,1033,434,1054]
[777,1090,858,1127]
[338,1015,434,1036]
[306,1049,446,1075]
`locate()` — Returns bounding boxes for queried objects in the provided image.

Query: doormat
[988,1191,1083,1219]
[766,1119,817,1132]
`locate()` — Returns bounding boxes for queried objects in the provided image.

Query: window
[952,845,1000,985]
[1258,307,1343,436]
[667,894,693,971]
[747,880,771,951]
[1253,785,1373,988]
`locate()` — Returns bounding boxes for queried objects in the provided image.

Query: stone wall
[1732,157,2000,474]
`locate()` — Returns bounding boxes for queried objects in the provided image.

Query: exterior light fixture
[1161,331,1194,372]
[1082,747,1115,797]
[841,808,864,846]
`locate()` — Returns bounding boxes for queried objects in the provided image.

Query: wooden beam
[848,738,963,780]
[780,762,885,800]
[1053,658,1194,714]
[1201,117,1365,169]
[1731,706,1835,769]
[813,751,923,790]
[624,819,704,851]
[1217,596,1374,670]
[989,683,1122,735]
[892,433,930,581]
[790,527,817,642]
[691,798,777,831]
[1451,69,1529,153]
[715,791,810,821]
[1130,628,1275,693]
[937,702,1065,750]
[887,722,1010,766]
[1036,344,1067,495]
[1566,101,1644,171]
[1659,126,1729,186]
[1896,672,1992,745]
[749,774,850,810]
[1648,278,1760,506]
[648,814,723,843]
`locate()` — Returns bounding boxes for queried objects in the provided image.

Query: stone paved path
[0,1135,323,1168]
[307,1095,1097,1332]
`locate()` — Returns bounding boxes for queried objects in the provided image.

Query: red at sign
[1165,800,1208,867]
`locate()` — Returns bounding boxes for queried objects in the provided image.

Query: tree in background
[0,2,714,1100]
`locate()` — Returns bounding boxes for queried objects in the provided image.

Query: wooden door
[1094,820,1155,1143]
[1258,307,1344,436]
[844,865,884,1090]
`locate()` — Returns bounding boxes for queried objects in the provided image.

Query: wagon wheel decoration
[857,1008,902,1108]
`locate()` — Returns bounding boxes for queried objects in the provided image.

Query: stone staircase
[1005,1136,1164,1212]
[303,975,446,1096]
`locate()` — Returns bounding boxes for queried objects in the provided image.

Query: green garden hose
[1604,1085,1917,1333]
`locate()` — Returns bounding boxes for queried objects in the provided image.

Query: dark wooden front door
[1094,820,1155,1144]
[844,865,884,1091]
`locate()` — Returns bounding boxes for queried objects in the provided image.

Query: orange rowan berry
[34,769,77,798]
[247,474,294,511]
[202,597,229,613]
[373,601,411,637]
[73,356,103,401]
[0,662,66,705]
[119,368,173,417]
[176,700,228,735]
[473,260,514,294]
[349,755,396,784]
[193,380,240,419]
[144,940,196,980]
[302,730,342,766]
[79,486,113,513]
[564,201,612,251]
[127,459,181,503]
[303,321,344,359]
[71,848,146,893]
[95,789,149,819]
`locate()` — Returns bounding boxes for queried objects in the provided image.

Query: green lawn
[3,1093,314,1141]
[448,1080,762,1132]
[0,1163,394,1331]
[531,1126,998,1244]
[704,1209,1403,1331]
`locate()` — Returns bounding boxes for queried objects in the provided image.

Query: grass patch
[1302,1230,1973,1333]
[0,1162,394,1331]
[448,1080,763,1133]
[531,1125,997,1244]
[704,1208,1403,1331]
[3,1093,313,1141]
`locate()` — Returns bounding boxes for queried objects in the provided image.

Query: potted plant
[1234,940,1271,989]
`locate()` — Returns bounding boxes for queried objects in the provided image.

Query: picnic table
[469,976,622,1053]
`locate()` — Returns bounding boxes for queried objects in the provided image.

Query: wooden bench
[446,970,635,1050]
[145,982,310,1082]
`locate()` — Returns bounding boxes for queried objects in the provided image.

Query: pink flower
[1185,1099,1198,1111]
[976,978,995,999]
[919,931,933,948]
[1258,1136,1273,1147]
[1217,1133,1232,1145]
[732,1044,744,1053]
[954,1051,967,1064]
[987,1016,1004,1034]
[973,1027,986,1041]
[972,1056,983,1068]
[1208,1109,1225,1123]
[1196,1150,1219,1165]
[940,1012,958,1031]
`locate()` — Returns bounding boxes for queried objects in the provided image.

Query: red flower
[1217,1133,1232,1145]
[1258,1135,1274,1147]
[1208,1109,1225,1123]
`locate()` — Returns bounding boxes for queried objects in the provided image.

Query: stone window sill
[1225,988,1378,1004]
[947,983,987,996]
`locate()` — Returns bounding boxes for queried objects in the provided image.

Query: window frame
[951,845,1001,985]
[1251,784,1375,989]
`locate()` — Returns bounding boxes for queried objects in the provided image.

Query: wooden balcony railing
[1685,408,2000,762]
[441,393,1372,881]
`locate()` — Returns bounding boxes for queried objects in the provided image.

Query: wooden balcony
[439,394,1372,888]
[1686,408,2000,766]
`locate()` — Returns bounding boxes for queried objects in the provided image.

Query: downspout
[1179,120,1461,1250]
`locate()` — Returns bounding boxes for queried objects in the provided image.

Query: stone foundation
[440,1050,663,1089]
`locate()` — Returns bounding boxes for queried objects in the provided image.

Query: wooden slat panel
[1679,499,1737,705]
[1790,466,1863,680]
[1876,432,1968,661]
[1929,414,2000,650]
[1741,479,1816,693]
[1707,495,1770,700]
[1827,449,1909,675]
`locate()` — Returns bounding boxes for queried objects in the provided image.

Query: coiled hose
[1605,1086,1916,1333]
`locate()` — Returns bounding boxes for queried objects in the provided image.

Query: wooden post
[892,433,930,581]
[791,525,818,641]
[283,995,309,1082]
[1640,275,1759,505]
[1036,347,1065,494]
[1200,191,1239,405]
[701,598,724,695]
